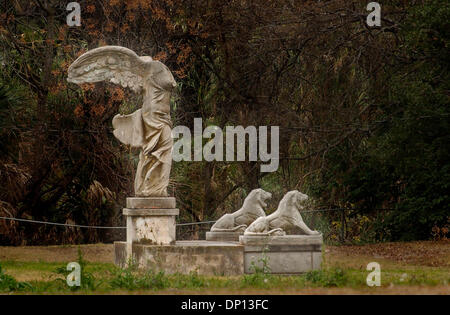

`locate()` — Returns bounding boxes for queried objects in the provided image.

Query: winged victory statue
[68,46,177,197]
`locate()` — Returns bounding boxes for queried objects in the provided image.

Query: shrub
[55,247,101,291]
[110,263,169,291]
[0,264,33,292]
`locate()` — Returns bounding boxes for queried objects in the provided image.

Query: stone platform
[116,196,323,275]
[239,234,323,274]
[114,235,322,275]
[205,231,241,242]
[114,241,244,276]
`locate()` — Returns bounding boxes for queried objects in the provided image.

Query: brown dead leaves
[328,240,450,267]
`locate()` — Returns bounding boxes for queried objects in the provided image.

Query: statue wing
[67,46,151,93]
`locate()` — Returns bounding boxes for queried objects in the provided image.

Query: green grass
[1,243,449,294]
[1,260,448,293]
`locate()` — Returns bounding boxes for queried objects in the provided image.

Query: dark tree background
[0,0,448,244]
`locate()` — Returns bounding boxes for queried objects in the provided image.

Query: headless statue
[68,46,176,196]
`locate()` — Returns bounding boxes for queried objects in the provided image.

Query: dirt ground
[0,243,114,263]
[1,240,448,266]
[326,240,450,267]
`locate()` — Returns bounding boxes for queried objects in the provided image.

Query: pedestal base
[127,197,176,209]
[239,234,323,274]
[205,231,241,242]
[114,241,244,276]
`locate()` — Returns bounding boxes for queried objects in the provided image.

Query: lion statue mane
[210,188,272,232]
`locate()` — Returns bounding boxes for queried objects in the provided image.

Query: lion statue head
[210,188,272,232]
[277,190,308,214]
[242,188,272,212]
[271,190,319,235]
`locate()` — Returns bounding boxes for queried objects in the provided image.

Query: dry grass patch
[0,244,114,263]
[326,240,450,267]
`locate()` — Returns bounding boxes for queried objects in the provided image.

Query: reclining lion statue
[210,188,272,233]
[244,190,320,236]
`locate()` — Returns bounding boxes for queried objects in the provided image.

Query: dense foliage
[0,0,448,244]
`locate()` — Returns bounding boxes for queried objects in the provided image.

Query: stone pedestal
[124,197,178,245]
[239,234,323,274]
[205,231,241,242]
[115,241,244,276]
[116,196,245,275]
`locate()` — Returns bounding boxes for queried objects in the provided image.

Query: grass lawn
[0,241,449,294]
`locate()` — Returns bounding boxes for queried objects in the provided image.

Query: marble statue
[244,190,320,236]
[68,46,177,196]
[210,188,272,232]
